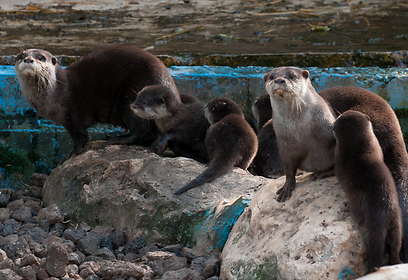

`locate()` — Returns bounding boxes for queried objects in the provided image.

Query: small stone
[160,268,203,280]
[180,247,205,261]
[49,222,65,237]
[0,258,14,270]
[109,230,126,250]
[36,204,64,224]
[25,227,49,244]
[85,275,101,280]
[20,253,40,267]
[79,261,101,278]
[68,252,84,265]
[29,173,47,188]
[123,253,138,262]
[0,193,11,208]
[16,265,36,280]
[0,209,10,223]
[24,199,42,212]
[99,261,154,280]
[145,251,187,276]
[99,237,113,251]
[78,222,91,232]
[10,207,33,223]
[45,242,68,278]
[139,244,160,257]
[6,200,24,212]
[90,226,114,237]
[123,237,146,255]
[77,233,102,256]
[190,256,205,275]
[92,247,116,261]
[0,236,30,260]
[0,268,22,280]
[202,253,220,278]
[0,249,7,262]
[37,268,49,280]
[37,220,50,232]
[63,228,86,243]
[67,264,79,274]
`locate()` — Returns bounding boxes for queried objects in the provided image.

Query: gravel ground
[0,173,220,280]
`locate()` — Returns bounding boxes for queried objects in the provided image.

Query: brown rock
[161,268,204,280]
[99,260,154,280]
[36,204,64,224]
[45,243,68,278]
[0,269,22,280]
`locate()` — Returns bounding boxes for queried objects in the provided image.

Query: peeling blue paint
[338,266,356,280]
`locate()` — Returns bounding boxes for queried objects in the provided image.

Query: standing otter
[264,67,336,202]
[14,46,179,158]
[174,97,258,195]
[252,94,272,133]
[251,94,283,178]
[319,86,408,262]
[334,110,402,272]
[131,85,209,163]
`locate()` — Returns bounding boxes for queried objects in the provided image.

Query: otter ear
[263,73,270,83]
[302,70,309,79]
[365,114,370,121]
[52,57,57,65]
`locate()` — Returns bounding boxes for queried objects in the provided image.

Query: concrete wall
[1,65,408,178]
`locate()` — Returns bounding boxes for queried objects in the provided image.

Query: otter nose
[24,58,34,64]
[274,78,285,84]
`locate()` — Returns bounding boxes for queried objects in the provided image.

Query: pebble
[0,174,221,279]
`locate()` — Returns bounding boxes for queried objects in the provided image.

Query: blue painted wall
[1,65,408,181]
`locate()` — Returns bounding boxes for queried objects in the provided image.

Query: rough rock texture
[221,173,368,280]
[355,264,408,280]
[0,175,222,279]
[42,143,270,250]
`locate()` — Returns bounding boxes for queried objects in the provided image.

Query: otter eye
[15,53,25,63]
[37,55,46,62]
[288,73,296,79]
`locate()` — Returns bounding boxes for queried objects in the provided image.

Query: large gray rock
[42,143,271,251]
[221,174,368,279]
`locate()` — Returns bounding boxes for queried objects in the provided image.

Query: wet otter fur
[174,97,258,195]
[131,85,209,163]
[264,67,336,202]
[14,46,179,158]
[334,110,402,273]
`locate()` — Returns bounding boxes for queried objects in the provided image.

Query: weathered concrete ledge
[1,65,408,182]
[2,51,408,68]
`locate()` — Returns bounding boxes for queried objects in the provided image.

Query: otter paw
[276,186,292,202]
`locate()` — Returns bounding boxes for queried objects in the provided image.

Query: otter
[131,85,209,163]
[174,97,258,195]
[334,110,402,272]
[319,86,408,262]
[14,46,180,158]
[264,67,336,202]
[251,94,283,178]
[252,94,272,133]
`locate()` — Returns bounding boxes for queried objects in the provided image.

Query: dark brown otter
[14,46,179,158]
[334,110,402,272]
[264,67,336,202]
[174,97,258,195]
[251,94,283,178]
[252,94,272,133]
[319,86,408,262]
[131,85,209,163]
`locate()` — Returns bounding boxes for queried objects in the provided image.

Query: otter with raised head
[251,94,283,178]
[131,85,209,163]
[264,67,336,202]
[174,97,258,195]
[319,86,408,262]
[14,46,179,158]
[334,110,402,272]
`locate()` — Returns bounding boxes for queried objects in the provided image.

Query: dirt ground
[0,0,407,58]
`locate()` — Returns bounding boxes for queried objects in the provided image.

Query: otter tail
[174,160,233,195]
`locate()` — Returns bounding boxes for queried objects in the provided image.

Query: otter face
[15,49,57,77]
[263,67,309,100]
[131,85,174,120]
